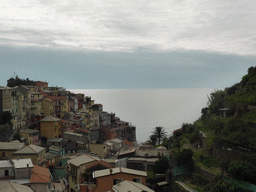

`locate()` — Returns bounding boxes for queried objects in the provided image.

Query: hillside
[170,66,256,191]
[201,66,256,150]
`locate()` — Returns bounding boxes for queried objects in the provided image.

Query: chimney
[109,168,113,175]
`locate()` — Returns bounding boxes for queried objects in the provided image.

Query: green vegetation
[169,66,256,191]
[7,76,35,87]
[174,148,194,172]
[146,126,167,146]
[228,161,256,183]
[0,111,12,125]
[152,156,169,174]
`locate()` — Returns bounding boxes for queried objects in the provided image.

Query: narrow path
[175,181,198,192]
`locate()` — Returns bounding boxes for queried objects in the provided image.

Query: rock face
[0,123,12,141]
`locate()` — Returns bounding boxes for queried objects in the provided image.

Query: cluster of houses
[0,81,171,191]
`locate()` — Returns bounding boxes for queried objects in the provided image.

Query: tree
[152,126,166,145]
[0,111,13,125]
[147,134,157,146]
[152,156,169,174]
[175,148,194,172]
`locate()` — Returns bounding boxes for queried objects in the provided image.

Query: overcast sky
[1,0,256,89]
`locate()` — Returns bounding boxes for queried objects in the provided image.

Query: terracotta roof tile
[85,160,113,170]
[123,140,134,147]
[30,165,51,183]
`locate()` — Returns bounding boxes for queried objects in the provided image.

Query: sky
[1,0,256,89]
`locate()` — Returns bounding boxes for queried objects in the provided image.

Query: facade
[63,132,87,145]
[93,167,147,192]
[0,141,25,159]
[40,116,62,139]
[105,138,124,150]
[67,154,100,192]
[41,98,54,117]
[29,165,52,192]
[0,86,12,113]
[46,96,68,118]
[0,158,33,180]
[35,81,48,87]
[19,129,41,145]
[89,144,109,158]
[12,144,46,165]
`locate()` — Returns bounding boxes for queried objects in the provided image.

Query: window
[113,178,123,185]
[5,170,9,176]
[133,178,141,183]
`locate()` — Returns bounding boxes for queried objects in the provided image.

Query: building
[19,129,40,145]
[30,92,44,117]
[92,167,147,192]
[40,116,62,139]
[29,165,52,192]
[0,141,25,159]
[0,158,33,180]
[105,138,124,153]
[0,86,12,113]
[112,180,154,192]
[63,132,87,146]
[89,144,109,158]
[41,98,54,117]
[67,154,100,192]
[35,81,48,87]
[0,181,34,192]
[12,144,46,165]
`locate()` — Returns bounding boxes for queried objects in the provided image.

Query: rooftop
[64,132,83,137]
[12,158,34,169]
[49,145,64,152]
[19,129,39,134]
[13,144,45,155]
[68,154,100,167]
[93,167,147,178]
[0,181,34,192]
[30,165,52,183]
[85,160,113,170]
[109,138,123,144]
[112,180,154,192]
[0,142,25,151]
[123,140,134,147]
[47,138,63,143]
[40,116,61,122]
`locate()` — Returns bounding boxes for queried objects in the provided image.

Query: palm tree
[152,126,166,145]
[146,134,157,146]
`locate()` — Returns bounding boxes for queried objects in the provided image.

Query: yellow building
[41,98,54,117]
[30,92,44,116]
[40,116,62,139]
[89,144,109,158]
[12,144,46,165]
[11,89,19,130]
[0,141,25,159]
[0,86,12,113]
[60,98,68,118]
[67,154,100,192]
[19,129,40,145]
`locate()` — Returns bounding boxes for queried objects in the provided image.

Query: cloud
[0,0,256,54]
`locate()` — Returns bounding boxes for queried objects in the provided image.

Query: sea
[68,88,215,143]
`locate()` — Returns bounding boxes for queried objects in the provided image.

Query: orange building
[35,81,48,87]
[40,116,62,139]
[92,168,147,192]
